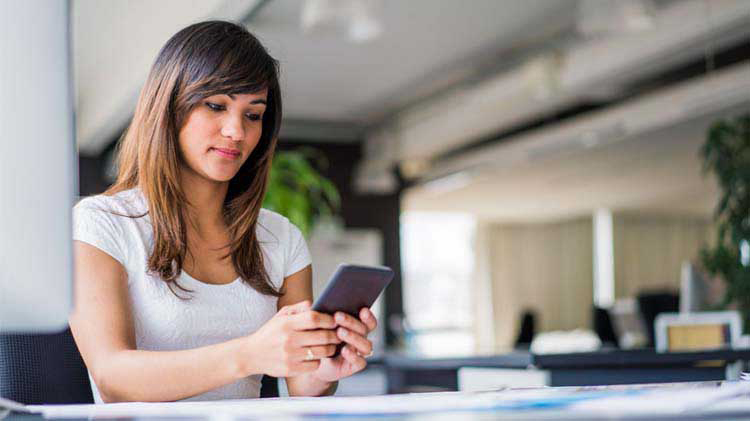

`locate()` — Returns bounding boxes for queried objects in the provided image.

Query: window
[401,211,476,356]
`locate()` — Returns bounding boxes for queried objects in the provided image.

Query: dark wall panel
[278,141,404,346]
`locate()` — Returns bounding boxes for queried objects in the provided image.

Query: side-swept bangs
[170,21,282,164]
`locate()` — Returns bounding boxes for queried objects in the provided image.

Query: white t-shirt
[72,188,311,402]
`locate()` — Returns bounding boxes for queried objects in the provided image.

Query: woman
[69,20,376,403]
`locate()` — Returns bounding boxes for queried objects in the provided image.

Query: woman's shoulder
[256,208,306,241]
[257,208,291,232]
[72,188,148,266]
[74,188,148,225]
[257,209,310,276]
[75,188,146,213]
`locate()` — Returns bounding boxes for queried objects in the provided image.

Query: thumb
[279,300,312,316]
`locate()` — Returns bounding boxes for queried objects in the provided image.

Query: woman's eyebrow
[226,93,267,105]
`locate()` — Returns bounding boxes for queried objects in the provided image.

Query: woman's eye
[245,113,262,121]
[205,102,224,111]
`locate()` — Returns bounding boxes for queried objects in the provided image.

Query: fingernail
[339,327,347,337]
[336,313,345,322]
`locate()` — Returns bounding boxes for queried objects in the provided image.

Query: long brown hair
[105,20,282,297]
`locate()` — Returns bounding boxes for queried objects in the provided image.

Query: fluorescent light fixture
[421,170,474,195]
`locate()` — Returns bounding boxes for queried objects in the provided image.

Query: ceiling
[72,0,576,154]
[72,0,745,223]
[249,0,574,123]
[402,113,722,223]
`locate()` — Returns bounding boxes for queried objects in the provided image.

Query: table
[376,348,750,393]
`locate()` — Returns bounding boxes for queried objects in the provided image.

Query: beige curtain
[481,213,713,350]
[486,218,593,349]
[612,213,713,299]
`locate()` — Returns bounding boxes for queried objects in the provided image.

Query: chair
[0,327,278,404]
[0,328,93,404]
[637,292,679,348]
[513,310,536,349]
[593,306,620,348]
[260,374,279,398]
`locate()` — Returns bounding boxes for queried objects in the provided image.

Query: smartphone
[312,264,394,357]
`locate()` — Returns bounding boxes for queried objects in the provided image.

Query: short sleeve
[284,220,311,277]
[73,203,127,266]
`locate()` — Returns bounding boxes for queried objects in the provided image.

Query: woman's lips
[211,147,240,159]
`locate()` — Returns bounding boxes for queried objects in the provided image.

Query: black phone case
[312,264,394,357]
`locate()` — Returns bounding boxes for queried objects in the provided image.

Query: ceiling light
[301,0,382,43]
[576,0,656,37]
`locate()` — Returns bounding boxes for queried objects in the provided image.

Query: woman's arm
[69,241,338,402]
[278,266,338,397]
[280,266,379,397]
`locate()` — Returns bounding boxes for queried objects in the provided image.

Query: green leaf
[700,114,750,332]
[263,148,342,237]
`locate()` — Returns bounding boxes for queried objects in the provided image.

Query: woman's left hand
[311,307,377,383]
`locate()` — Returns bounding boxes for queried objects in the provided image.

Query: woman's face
[177,90,268,183]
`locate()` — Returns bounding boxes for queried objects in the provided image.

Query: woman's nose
[220,114,244,141]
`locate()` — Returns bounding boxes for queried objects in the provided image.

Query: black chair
[637,292,679,348]
[259,374,279,398]
[513,310,536,349]
[593,306,620,348]
[0,327,278,404]
[0,328,93,404]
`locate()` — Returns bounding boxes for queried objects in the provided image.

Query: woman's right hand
[242,300,341,378]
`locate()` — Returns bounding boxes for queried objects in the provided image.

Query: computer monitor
[0,0,75,333]
[680,261,709,313]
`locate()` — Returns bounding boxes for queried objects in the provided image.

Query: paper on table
[31,382,747,419]
[27,388,634,419]
[570,380,750,416]
[1,396,31,418]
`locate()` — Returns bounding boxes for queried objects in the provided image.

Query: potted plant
[699,113,750,330]
[263,147,341,237]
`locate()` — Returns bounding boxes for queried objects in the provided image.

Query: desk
[377,349,750,393]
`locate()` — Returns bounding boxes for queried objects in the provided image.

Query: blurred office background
[72,0,750,359]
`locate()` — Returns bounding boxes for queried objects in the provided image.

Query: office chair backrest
[0,327,279,403]
[637,292,679,348]
[260,374,279,398]
[0,328,94,404]
[593,306,620,348]
[514,310,536,348]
